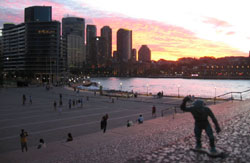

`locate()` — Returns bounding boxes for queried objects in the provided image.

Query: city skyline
[0,0,249,61]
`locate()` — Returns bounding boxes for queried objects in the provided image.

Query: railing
[215,89,250,103]
[161,106,178,119]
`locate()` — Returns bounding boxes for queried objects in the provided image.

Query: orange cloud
[92,17,247,61]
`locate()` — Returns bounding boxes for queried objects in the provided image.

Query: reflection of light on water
[90,77,250,99]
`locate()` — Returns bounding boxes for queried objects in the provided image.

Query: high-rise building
[117,28,132,62]
[62,17,85,39]
[138,45,151,62]
[131,49,137,63]
[89,37,107,67]
[86,25,97,65]
[101,26,112,60]
[2,6,62,82]
[2,23,26,73]
[25,6,52,22]
[62,17,85,69]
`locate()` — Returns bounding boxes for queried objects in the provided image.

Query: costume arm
[180,96,192,112]
[208,108,221,132]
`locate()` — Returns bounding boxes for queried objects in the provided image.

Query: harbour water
[90,77,250,100]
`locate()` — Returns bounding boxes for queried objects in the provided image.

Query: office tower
[62,17,85,69]
[2,6,61,83]
[0,35,3,81]
[117,28,132,62]
[101,26,112,60]
[138,45,151,62]
[89,37,107,66]
[62,17,85,39]
[86,25,97,65]
[25,6,52,22]
[131,48,137,62]
[2,23,26,73]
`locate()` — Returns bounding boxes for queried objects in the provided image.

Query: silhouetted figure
[53,100,57,111]
[29,95,32,105]
[69,99,71,109]
[101,114,109,133]
[180,96,221,153]
[66,133,73,142]
[37,138,46,149]
[20,129,28,152]
[152,105,156,117]
[22,94,26,105]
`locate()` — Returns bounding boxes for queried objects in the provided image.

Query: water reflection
[91,77,250,99]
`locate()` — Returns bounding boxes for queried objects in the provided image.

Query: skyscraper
[62,17,85,39]
[131,49,137,63]
[62,17,85,69]
[117,28,132,62]
[25,6,52,22]
[101,26,112,60]
[86,25,97,65]
[138,45,151,62]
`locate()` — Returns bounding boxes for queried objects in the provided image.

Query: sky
[0,0,249,61]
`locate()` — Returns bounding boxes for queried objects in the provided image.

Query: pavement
[0,86,249,163]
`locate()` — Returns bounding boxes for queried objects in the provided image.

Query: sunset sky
[0,0,249,61]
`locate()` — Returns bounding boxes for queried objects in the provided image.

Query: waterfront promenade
[0,86,184,154]
[0,86,249,162]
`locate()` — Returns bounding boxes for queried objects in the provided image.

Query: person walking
[20,129,28,152]
[180,96,221,153]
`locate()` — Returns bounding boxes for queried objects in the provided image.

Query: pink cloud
[203,17,232,28]
[226,31,235,35]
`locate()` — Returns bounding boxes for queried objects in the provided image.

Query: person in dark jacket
[180,96,221,153]
[101,114,109,133]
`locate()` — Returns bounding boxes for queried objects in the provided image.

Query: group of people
[68,98,83,109]
[20,129,73,152]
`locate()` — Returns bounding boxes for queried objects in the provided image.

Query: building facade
[131,48,137,63]
[117,28,132,63]
[2,6,62,82]
[86,25,97,66]
[101,26,112,61]
[25,6,52,22]
[62,17,85,69]
[138,45,151,62]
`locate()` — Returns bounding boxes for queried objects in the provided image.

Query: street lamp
[120,82,122,91]
[178,85,180,98]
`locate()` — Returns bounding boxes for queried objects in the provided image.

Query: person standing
[152,105,156,117]
[53,100,57,111]
[22,94,26,105]
[101,114,109,133]
[20,129,28,152]
[29,95,32,105]
[68,99,71,109]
